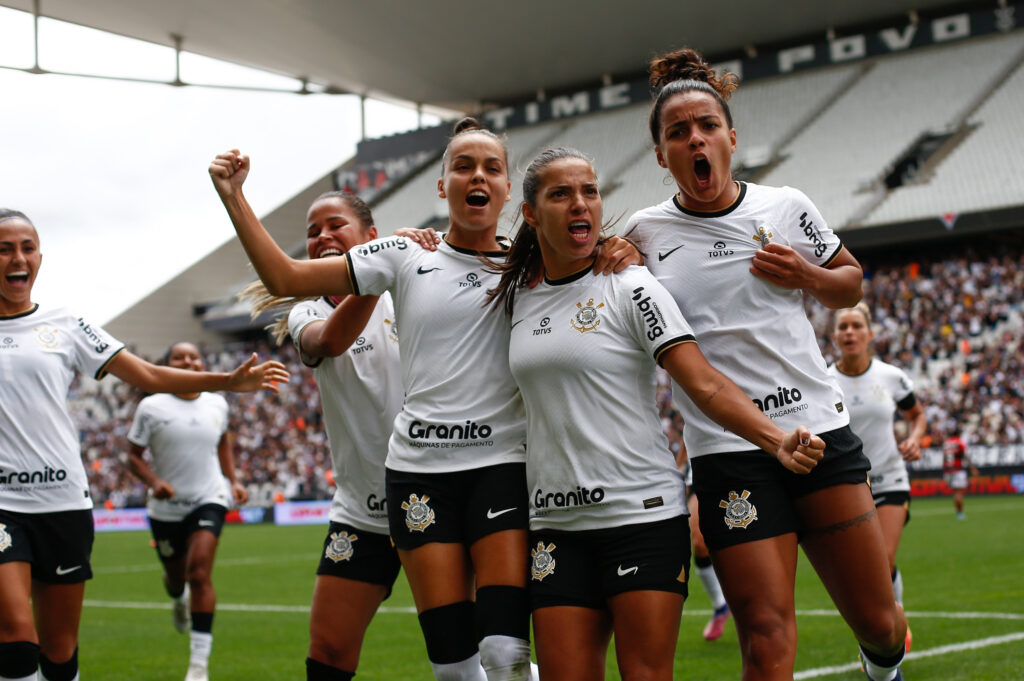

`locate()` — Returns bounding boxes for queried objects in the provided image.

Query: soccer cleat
[173,583,191,634]
[703,604,731,641]
[904,622,913,652]
[956,511,966,520]
[184,663,209,681]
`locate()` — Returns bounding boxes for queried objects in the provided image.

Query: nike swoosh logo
[510,319,525,330]
[658,244,685,261]
[198,520,216,527]
[417,266,441,274]
[56,565,82,576]
[617,565,638,576]
[486,507,517,519]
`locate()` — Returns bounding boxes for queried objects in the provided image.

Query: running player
[0,209,287,681]
[489,147,823,681]
[127,341,250,681]
[942,434,977,520]
[623,49,908,681]
[242,190,405,681]
[210,120,642,681]
[828,303,927,650]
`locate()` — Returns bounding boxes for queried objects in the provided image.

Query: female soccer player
[489,147,823,681]
[941,434,978,520]
[828,303,927,650]
[127,341,251,681]
[242,190,405,681]
[623,50,909,681]
[0,209,287,681]
[210,119,643,681]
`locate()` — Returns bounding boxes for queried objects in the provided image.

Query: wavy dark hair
[487,147,607,316]
[648,47,740,144]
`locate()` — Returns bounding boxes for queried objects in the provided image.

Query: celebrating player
[241,190,406,681]
[623,49,909,681]
[126,341,250,681]
[0,209,287,681]
[488,147,823,681]
[828,303,927,651]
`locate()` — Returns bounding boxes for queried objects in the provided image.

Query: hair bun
[452,116,485,135]
[649,48,738,99]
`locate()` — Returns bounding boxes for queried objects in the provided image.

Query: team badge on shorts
[325,531,357,562]
[401,494,436,532]
[157,539,175,558]
[719,490,758,529]
[0,523,12,552]
[570,298,604,334]
[530,541,556,581]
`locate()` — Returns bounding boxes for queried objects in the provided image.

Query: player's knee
[737,610,795,667]
[418,601,478,666]
[186,561,213,587]
[855,609,904,653]
[0,641,40,680]
[307,631,354,672]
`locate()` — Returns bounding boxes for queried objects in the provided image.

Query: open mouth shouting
[693,155,712,190]
[316,247,344,259]
[466,190,490,208]
[568,220,592,245]
[4,270,30,291]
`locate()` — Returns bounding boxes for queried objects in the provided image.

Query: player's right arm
[297,295,380,359]
[127,443,174,499]
[209,149,353,298]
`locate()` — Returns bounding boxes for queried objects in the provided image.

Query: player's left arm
[897,400,927,462]
[217,431,248,505]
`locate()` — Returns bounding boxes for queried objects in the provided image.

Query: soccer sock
[860,644,904,681]
[695,556,727,610]
[306,657,355,681]
[419,602,485,681]
[476,585,531,681]
[891,566,904,606]
[38,647,79,681]
[0,641,39,681]
[189,631,214,669]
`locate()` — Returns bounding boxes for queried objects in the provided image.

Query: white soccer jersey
[827,360,915,494]
[509,266,690,531]
[345,235,526,473]
[289,294,402,531]
[128,392,231,521]
[625,183,849,458]
[0,304,125,513]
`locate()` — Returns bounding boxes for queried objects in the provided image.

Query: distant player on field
[0,208,287,681]
[942,434,978,520]
[828,303,927,651]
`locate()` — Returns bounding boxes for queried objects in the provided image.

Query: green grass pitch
[80,495,1024,679]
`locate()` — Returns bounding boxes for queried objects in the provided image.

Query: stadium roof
[3,0,980,112]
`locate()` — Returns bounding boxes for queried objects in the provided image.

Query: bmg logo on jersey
[356,236,408,257]
[752,386,807,417]
[76,318,110,353]
[459,272,482,288]
[0,466,69,486]
[797,212,829,258]
[631,287,667,340]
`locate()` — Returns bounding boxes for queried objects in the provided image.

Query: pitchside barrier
[909,444,1024,496]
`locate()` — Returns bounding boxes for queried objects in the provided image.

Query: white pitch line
[83,600,416,614]
[94,554,314,574]
[793,631,1024,679]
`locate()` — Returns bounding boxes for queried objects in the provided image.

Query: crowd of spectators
[72,242,1024,508]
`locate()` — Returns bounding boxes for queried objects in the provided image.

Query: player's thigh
[31,581,85,661]
[533,605,611,681]
[470,528,528,588]
[398,542,474,613]
[309,574,388,666]
[875,503,907,569]
[0,562,35,642]
[608,590,683,681]
[710,534,799,634]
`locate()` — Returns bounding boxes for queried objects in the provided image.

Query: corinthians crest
[401,493,435,532]
[325,530,358,562]
[0,523,11,552]
[719,490,758,529]
[34,325,59,350]
[570,298,604,334]
[530,541,556,581]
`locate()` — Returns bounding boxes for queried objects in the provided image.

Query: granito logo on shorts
[0,466,68,485]
[752,386,807,417]
[631,286,667,341]
[76,318,110,353]
[534,485,606,510]
[356,237,408,257]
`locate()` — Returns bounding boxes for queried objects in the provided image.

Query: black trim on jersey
[0,303,39,320]
[95,346,125,380]
[543,263,594,286]
[896,393,917,411]
[442,236,509,257]
[835,358,873,378]
[322,296,338,309]
[344,252,362,295]
[653,335,697,367]
[671,182,747,219]
[821,242,845,267]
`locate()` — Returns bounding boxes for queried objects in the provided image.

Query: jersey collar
[0,302,39,320]
[672,181,747,219]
